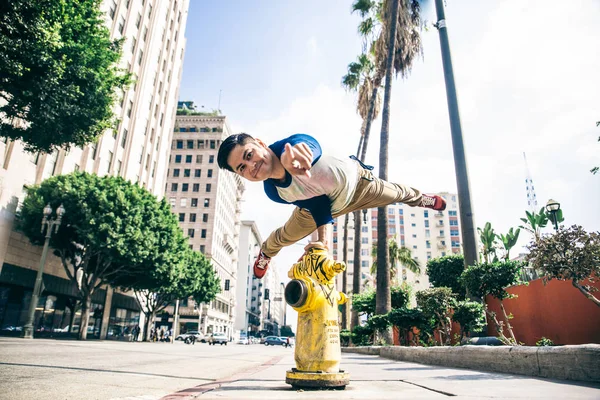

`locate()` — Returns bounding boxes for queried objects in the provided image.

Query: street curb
[342,344,600,383]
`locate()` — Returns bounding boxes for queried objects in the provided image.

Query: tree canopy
[18,172,217,339]
[0,0,130,152]
[426,254,466,299]
[527,225,600,307]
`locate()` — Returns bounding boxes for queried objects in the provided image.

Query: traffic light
[225,279,230,291]
[264,289,270,300]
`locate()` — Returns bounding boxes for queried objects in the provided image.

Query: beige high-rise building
[166,109,245,338]
[0,0,189,339]
[333,193,462,294]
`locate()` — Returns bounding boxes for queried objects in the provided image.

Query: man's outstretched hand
[281,142,313,178]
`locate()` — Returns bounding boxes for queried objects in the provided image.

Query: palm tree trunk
[351,210,362,331]
[359,86,379,162]
[375,0,401,346]
[341,213,350,329]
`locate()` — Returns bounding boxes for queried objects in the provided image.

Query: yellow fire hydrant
[284,247,350,389]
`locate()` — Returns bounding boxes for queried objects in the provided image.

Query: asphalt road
[0,337,288,400]
[1,337,599,400]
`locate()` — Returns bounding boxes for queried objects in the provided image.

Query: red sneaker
[420,194,446,211]
[253,251,271,279]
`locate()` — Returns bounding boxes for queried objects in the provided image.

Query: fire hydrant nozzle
[284,247,350,389]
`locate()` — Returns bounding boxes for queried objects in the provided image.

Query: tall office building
[166,110,245,338]
[332,193,462,293]
[0,0,190,338]
[235,221,263,338]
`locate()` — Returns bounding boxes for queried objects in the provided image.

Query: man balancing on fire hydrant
[217,133,446,278]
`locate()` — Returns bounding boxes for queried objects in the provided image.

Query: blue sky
[179,1,600,292]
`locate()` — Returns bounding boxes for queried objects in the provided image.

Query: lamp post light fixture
[21,203,65,339]
[545,199,561,231]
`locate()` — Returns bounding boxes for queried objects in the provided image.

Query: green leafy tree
[280,326,295,337]
[460,261,524,345]
[426,254,466,299]
[498,228,520,261]
[0,0,130,152]
[453,300,486,342]
[18,173,184,339]
[526,225,600,307]
[416,287,457,345]
[478,222,499,263]
[351,285,410,317]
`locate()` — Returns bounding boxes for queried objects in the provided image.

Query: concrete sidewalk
[163,352,600,399]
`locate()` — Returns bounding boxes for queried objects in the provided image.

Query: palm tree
[370,237,420,284]
[477,222,498,263]
[374,0,423,344]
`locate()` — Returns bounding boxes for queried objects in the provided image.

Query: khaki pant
[262,168,423,258]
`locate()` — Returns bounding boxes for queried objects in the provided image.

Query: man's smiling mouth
[252,161,263,178]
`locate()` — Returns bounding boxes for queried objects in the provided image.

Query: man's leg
[337,169,423,216]
[262,207,317,258]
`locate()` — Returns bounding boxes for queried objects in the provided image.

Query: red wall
[486,278,600,346]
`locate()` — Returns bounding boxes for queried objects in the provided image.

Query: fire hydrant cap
[285,279,308,308]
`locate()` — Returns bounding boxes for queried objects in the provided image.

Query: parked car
[264,336,287,346]
[237,335,248,345]
[176,331,206,343]
[208,333,228,345]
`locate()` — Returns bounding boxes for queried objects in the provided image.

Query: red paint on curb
[160,354,286,399]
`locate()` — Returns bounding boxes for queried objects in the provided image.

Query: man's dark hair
[217,133,255,172]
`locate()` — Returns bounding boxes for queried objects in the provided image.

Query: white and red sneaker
[420,194,447,211]
[253,251,271,279]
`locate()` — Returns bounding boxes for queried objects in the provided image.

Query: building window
[184,169,190,177]
[194,169,201,177]
[207,169,213,178]
[137,49,143,65]
[169,198,176,208]
[135,12,142,28]
[193,183,199,192]
[388,208,394,214]
[179,213,185,222]
[439,230,445,237]
[185,155,192,163]
[173,169,180,177]
[196,154,203,163]
[209,155,214,164]
[424,220,430,228]
[188,229,195,238]
[109,0,117,19]
[191,198,198,207]
[121,129,128,148]
[200,245,205,253]
[202,213,208,222]
[206,184,211,192]
[361,226,368,233]
[187,140,194,149]
[180,198,187,207]
[426,240,431,249]
[176,140,183,149]
[204,199,210,207]
[171,183,178,191]
[190,213,197,222]
[210,140,216,149]
[175,155,182,163]
[424,210,429,218]
[361,237,368,244]
[197,141,204,149]
[182,183,189,192]
[118,16,125,35]
[201,229,207,238]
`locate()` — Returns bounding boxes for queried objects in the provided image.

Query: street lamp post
[21,204,65,339]
[545,199,561,231]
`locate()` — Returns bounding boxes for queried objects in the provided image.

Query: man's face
[227,139,274,182]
